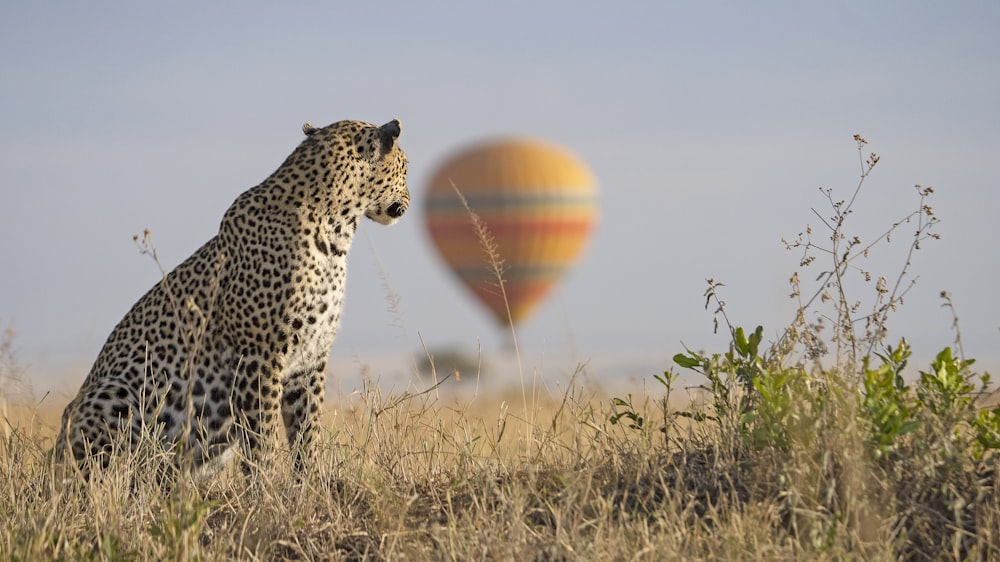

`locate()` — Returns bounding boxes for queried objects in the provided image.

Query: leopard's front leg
[234,356,283,474]
[281,362,326,471]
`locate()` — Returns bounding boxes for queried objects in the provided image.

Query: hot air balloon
[424,138,598,328]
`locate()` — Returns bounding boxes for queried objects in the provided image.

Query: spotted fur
[56,119,409,476]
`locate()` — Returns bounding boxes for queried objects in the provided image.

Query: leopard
[55,118,409,478]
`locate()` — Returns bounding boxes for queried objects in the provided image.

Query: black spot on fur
[284,386,305,405]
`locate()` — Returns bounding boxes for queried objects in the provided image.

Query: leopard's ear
[302,123,318,136]
[377,119,401,155]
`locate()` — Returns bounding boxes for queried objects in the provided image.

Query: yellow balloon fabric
[424,138,598,327]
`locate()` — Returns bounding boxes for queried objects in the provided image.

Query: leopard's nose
[387,201,406,218]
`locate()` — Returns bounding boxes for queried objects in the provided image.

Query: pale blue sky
[2,2,998,387]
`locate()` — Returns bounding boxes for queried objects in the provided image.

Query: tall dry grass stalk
[450,184,537,449]
[0,327,39,440]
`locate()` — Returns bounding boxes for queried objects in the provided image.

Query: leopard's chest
[279,249,347,374]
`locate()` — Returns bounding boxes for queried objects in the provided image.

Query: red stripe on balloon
[426,218,595,236]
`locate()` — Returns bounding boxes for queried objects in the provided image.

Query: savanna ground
[2,136,999,561]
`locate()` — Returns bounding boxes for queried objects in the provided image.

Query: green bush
[611,135,999,559]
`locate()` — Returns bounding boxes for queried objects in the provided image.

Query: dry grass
[2,364,996,561]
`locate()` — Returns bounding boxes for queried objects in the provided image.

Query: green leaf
[673,353,701,369]
[748,326,763,358]
[735,326,749,357]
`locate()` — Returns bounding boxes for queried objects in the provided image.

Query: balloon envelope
[424,138,598,327]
